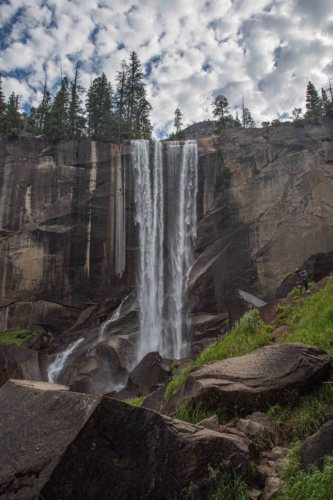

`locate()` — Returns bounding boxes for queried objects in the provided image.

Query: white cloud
[0,0,332,136]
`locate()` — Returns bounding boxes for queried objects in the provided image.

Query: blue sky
[1,0,333,138]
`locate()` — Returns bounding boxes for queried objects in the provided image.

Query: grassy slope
[0,330,35,346]
[165,277,333,442]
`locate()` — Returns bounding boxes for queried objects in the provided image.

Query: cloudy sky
[1,0,333,138]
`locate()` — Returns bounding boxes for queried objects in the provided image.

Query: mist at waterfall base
[132,139,198,363]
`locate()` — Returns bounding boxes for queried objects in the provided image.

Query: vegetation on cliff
[0,51,152,141]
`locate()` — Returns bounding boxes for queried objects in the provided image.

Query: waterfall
[48,338,84,384]
[165,140,198,358]
[132,139,197,362]
[132,140,164,361]
[98,297,127,342]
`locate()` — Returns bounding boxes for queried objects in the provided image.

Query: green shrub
[124,396,146,407]
[277,443,333,500]
[0,330,35,346]
[165,309,272,400]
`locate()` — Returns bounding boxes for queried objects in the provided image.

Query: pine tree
[5,92,22,137]
[86,72,114,141]
[242,106,256,128]
[114,60,129,142]
[48,77,70,139]
[292,108,303,121]
[125,51,152,139]
[68,65,86,139]
[0,74,6,134]
[321,88,333,117]
[30,77,52,135]
[174,108,183,138]
[305,81,322,119]
[212,94,232,131]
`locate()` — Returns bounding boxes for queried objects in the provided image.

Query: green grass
[165,309,273,400]
[277,443,333,500]
[0,329,35,346]
[124,396,146,407]
[174,400,228,425]
[208,461,249,500]
[265,277,333,441]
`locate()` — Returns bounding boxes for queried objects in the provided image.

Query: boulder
[141,386,166,411]
[228,289,267,327]
[127,351,173,395]
[163,343,331,416]
[0,344,42,387]
[299,419,333,470]
[190,313,229,340]
[190,338,217,360]
[197,415,219,432]
[0,379,254,500]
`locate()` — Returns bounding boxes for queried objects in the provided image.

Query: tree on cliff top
[48,77,70,139]
[68,65,86,139]
[242,98,256,128]
[4,92,21,137]
[86,73,114,141]
[305,81,322,119]
[174,108,185,139]
[212,94,232,132]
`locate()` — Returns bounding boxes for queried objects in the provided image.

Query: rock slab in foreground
[0,379,253,500]
[163,343,331,416]
[299,419,333,470]
[0,343,42,387]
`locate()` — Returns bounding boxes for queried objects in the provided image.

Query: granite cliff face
[193,117,333,315]
[0,117,333,341]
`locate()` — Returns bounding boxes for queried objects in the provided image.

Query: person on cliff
[295,268,310,294]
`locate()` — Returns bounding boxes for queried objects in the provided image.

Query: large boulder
[163,343,331,416]
[299,419,333,470]
[0,343,42,387]
[126,351,173,395]
[0,379,254,500]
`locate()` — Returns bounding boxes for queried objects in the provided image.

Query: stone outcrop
[163,343,331,416]
[299,419,333,470]
[0,343,42,387]
[0,379,254,500]
[193,117,333,313]
[125,351,173,396]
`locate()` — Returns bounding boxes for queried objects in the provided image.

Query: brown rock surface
[299,419,333,470]
[0,379,254,500]
[126,351,173,395]
[163,343,331,416]
[0,343,42,387]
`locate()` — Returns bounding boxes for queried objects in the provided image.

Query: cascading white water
[132,140,164,361]
[47,337,84,383]
[132,139,198,362]
[166,140,198,358]
[98,296,127,342]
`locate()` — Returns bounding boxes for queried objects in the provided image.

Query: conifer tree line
[171,79,333,138]
[0,51,152,141]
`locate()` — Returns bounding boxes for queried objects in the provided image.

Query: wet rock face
[0,379,253,500]
[163,343,331,416]
[0,138,135,333]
